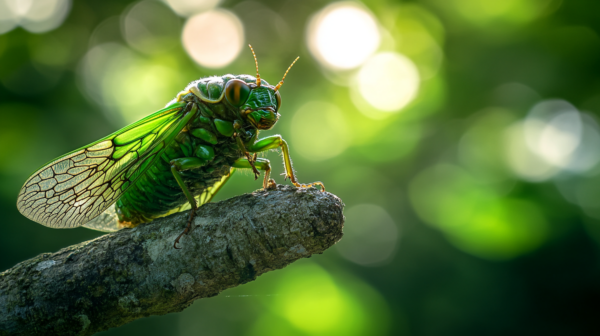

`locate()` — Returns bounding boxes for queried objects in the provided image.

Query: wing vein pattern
[17,102,188,228]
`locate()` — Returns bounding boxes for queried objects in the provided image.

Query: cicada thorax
[114,77,258,226]
[177,74,270,104]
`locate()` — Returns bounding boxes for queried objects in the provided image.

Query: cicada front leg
[247,135,325,191]
[233,123,260,179]
[233,157,276,190]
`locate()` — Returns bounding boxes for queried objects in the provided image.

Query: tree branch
[0,185,344,336]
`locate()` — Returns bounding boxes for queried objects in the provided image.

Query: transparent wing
[81,204,120,232]
[17,102,191,229]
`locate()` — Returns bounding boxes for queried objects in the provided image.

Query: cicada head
[231,84,280,130]
[224,45,297,130]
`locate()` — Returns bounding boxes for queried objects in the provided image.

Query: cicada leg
[233,157,276,190]
[234,131,260,179]
[247,135,325,191]
[170,157,208,249]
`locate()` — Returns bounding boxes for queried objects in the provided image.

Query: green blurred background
[1,0,600,334]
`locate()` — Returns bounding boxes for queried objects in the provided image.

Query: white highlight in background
[164,0,221,17]
[504,121,557,182]
[0,0,71,34]
[504,99,600,181]
[182,9,243,69]
[565,114,600,173]
[307,2,380,70]
[356,52,420,112]
[524,100,582,169]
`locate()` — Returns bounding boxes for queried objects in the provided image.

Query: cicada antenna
[249,44,261,87]
[274,56,299,92]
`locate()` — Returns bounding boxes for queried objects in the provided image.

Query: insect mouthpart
[244,107,280,130]
[259,116,278,129]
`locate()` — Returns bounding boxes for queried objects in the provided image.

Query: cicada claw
[173,206,197,249]
[265,178,277,190]
[293,181,325,192]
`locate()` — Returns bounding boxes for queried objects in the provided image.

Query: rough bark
[0,185,344,336]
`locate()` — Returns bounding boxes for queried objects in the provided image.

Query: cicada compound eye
[225,79,251,107]
[275,90,282,111]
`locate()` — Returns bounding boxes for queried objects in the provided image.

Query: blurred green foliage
[1,0,600,335]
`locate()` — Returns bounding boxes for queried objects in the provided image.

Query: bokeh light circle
[504,99,600,181]
[122,0,181,55]
[524,100,582,169]
[79,43,184,124]
[0,0,71,34]
[182,9,244,68]
[451,0,554,27]
[290,101,350,161]
[536,111,582,167]
[269,263,391,336]
[164,0,221,17]
[410,163,548,260]
[504,121,557,182]
[356,52,420,112]
[0,1,18,34]
[564,114,600,173]
[336,204,399,266]
[307,2,380,70]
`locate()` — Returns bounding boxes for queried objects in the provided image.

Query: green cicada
[17,45,324,248]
